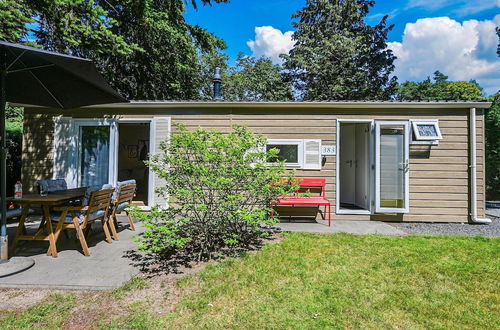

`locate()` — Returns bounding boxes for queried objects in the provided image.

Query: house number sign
[321,145,336,156]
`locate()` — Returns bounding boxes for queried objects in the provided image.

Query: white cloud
[247,26,295,64]
[388,16,500,95]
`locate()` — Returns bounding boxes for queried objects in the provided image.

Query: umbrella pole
[0,67,7,261]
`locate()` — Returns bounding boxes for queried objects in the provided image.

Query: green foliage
[14,0,229,100]
[0,0,33,42]
[222,53,293,101]
[98,0,227,100]
[5,104,23,196]
[497,27,499,57]
[396,71,485,101]
[132,124,296,260]
[24,0,138,56]
[284,0,397,100]
[197,51,230,100]
[486,93,500,199]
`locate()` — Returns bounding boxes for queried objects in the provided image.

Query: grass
[1,233,498,329]
[0,293,75,329]
[112,276,150,299]
[166,233,499,329]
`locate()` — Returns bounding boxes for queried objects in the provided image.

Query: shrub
[6,118,22,196]
[486,93,500,200]
[133,124,296,261]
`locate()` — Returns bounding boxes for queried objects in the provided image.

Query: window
[411,120,442,141]
[267,144,299,163]
[266,139,303,167]
[266,139,322,169]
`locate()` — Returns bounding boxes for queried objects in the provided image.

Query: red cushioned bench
[271,178,332,226]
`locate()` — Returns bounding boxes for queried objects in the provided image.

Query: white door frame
[374,121,410,213]
[336,119,374,215]
[71,118,118,188]
[115,118,155,208]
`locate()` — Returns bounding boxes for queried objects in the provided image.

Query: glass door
[74,120,117,187]
[375,121,410,213]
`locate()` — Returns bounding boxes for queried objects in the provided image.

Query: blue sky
[184,0,500,94]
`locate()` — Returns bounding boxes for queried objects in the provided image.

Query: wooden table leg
[43,206,58,257]
[9,204,31,256]
[47,209,68,256]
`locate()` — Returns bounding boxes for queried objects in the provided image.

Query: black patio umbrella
[0,41,127,262]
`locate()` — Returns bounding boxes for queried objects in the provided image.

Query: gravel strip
[388,212,500,237]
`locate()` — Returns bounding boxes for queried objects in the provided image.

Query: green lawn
[1,233,499,329]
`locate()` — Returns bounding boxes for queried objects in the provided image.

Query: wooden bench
[271,178,332,226]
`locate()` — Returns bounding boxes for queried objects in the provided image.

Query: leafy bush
[6,104,23,196]
[133,124,296,261]
[486,93,500,200]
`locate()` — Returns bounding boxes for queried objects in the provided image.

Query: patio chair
[36,179,67,193]
[108,180,136,240]
[51,186,114,256]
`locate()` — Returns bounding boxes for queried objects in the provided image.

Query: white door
[355,124,370,210]
[375,121,410,213]
[340,124,355,205]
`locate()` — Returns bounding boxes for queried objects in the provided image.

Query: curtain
[80,126,110,187]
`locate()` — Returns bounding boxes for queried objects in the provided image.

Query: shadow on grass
[123,226,283,277]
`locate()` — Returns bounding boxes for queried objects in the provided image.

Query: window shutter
[53,117,76,187]
[152,117,171,207]
[303,139,322,170]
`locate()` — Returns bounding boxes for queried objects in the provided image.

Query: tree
[18,0,229,100]
[0,1,32,43]
[284,0,397,100]
[132,124,296,261]
[222,53,293,101]
[194,48,230,100]
[496,27,499,57]
[396,71,484,101]
[486,93,500,200]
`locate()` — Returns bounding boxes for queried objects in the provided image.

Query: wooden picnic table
[8,187,87,258]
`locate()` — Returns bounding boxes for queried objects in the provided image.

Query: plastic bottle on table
[14,181,22,199]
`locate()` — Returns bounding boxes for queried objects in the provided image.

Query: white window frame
[266,139,304,168]
[375,121,410,214]
[411,119,442,144]
[336,119,374,215]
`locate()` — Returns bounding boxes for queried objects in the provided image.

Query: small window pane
[267,144,299,163]
[416,124,438,137]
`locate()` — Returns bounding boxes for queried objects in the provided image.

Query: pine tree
[284,0,397,100]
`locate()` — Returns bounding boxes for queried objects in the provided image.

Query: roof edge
[16,100,493,110]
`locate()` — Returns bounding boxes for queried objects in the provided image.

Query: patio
[0,215,142,290]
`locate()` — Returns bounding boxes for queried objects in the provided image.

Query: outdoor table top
[7,187,87,205]
[8,187,88,258]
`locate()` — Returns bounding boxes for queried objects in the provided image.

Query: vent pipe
[213,67,222,100]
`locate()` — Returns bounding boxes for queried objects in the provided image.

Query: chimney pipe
[213,67,222,100]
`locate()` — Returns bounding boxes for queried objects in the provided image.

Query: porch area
[0,215,142,290]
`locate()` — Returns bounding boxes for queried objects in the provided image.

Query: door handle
[399,162,409,172]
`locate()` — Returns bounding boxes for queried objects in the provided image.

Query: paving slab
[0,215,143,291]
[277,220,407,236]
